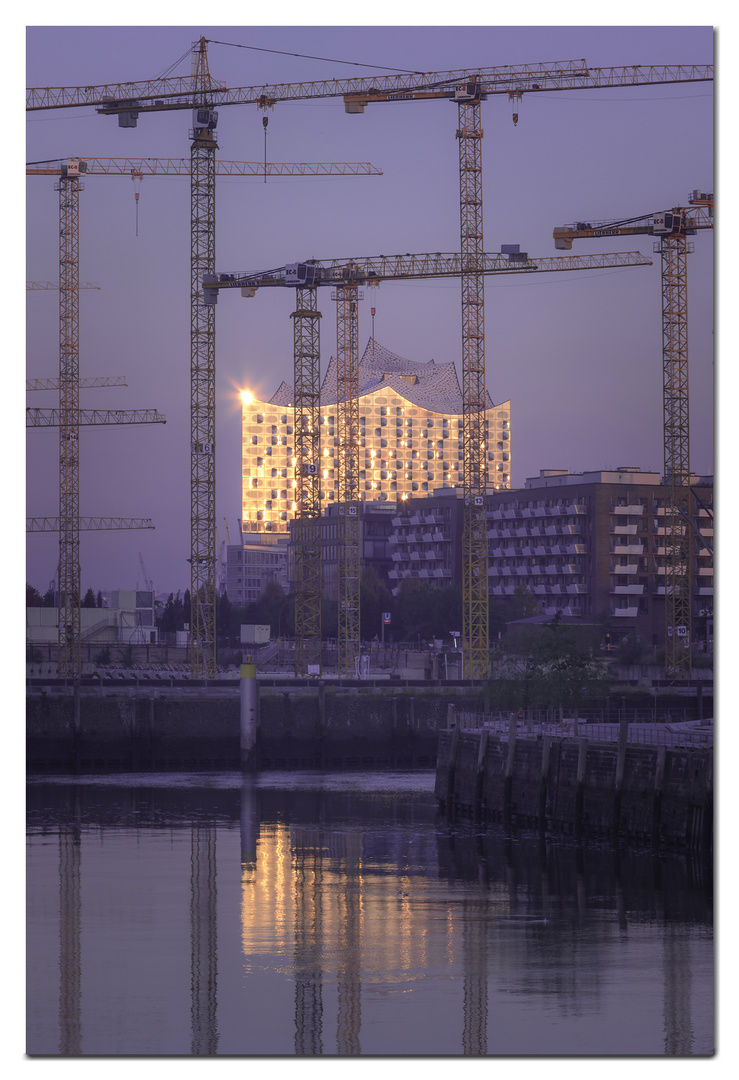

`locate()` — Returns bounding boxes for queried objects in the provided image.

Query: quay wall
[434,727,713,850]
[26,686,480,773]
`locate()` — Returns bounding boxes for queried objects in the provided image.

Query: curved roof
[269,339,497,413]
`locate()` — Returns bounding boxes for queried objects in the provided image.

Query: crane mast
[553,192,713,678]
[57,167,81,677]
[291,287,323,677]
[189,38,219,679]
[457,92,489,679]
[335,284,362,678]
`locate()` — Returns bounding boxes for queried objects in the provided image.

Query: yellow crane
[553,192,714,678]
[207,248,653,678]
[27,150,382,679]
[28,45,713,680]
[27,281,100,290]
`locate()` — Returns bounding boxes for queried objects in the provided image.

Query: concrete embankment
[435,723,713,850]
[26,684,485,773]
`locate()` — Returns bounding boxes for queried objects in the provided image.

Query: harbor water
[26,770,713,1056]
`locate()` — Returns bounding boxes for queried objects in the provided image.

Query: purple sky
[24,23,714,598]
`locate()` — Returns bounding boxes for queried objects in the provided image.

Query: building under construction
[241,339,511,534]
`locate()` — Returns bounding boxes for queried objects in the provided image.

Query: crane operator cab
[652,211,683,235]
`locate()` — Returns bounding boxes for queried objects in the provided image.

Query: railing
[452,710,712,747]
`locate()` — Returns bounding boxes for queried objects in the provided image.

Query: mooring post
[72,678,81,738]
[574,739,588,836]
[613,718,629,836]
[539,735,551,830]
[503,712,517,823]
[240,662,258,770]
[446,726,460,812]
[473,728,489,819]
[652,744,666,843]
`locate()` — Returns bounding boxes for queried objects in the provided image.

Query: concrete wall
[27,686,482,773]
[435,728,713,850]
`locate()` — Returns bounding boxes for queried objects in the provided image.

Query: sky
[23,14,716,598]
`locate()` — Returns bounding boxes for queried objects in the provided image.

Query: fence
[452,710,713,749]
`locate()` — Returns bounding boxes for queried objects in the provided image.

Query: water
[26,770,714,1056]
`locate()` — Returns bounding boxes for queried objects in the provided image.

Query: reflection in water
[190,825,218,1055]
[664,925,693,1055]
[462,897,488,1055]
[27,772,713,1056]
[335,832,362,1055]
[58,825,82,1056]
[293,829,325,1054]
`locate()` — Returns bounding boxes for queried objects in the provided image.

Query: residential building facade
[487,468,713,645]
[223,533,289,605]
[386,467,714,646]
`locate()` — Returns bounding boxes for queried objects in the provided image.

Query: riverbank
[435,720,713,850]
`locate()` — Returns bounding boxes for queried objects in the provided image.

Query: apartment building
[487,468,713,645]
[387,468,713,646]
[224,533,289,605]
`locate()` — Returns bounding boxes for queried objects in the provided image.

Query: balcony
[610,562,638,575]
[612,583,645,596]
[611,523,639,536]
[612,605,639,618]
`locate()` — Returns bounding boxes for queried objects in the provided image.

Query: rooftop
[269,338,499,414]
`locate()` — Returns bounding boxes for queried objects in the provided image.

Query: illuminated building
[241,339,511,534]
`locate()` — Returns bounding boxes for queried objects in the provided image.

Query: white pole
[240,661,258,769]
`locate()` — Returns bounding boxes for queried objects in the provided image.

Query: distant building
[487,468,714,646]
[308,500,397,601]
[387,466,714,647]
[26,590,158,645]
[224,532,289,605]
[388,488,465,593]
[240,339,511,534]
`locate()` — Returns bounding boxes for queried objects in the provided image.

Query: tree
[82,588,96,608]
[96,590,104,608]
[217,591,232,637]
[488,615,611,714]
[42,587,55,607]
[360,565,393,640]
[26,583,43,607]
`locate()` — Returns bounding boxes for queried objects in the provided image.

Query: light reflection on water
[26,770,713,1056]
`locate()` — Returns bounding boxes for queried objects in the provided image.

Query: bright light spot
[240,390,253,405]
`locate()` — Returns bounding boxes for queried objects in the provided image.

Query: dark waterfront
[26,770,713,1056]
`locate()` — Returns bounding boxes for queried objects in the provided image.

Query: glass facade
[242,387,511,534]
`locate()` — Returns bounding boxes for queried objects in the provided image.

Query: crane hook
[131,170,143,236]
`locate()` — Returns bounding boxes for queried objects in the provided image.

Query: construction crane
[206,247,653,678]
[138,552,154,594]
[27,376,127,391]
[27,517,154,532]
[553,191,714,678]
[27,149,381,680]
[27,408,166,427]
[28,44,712,681]
[27,281,100,290]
